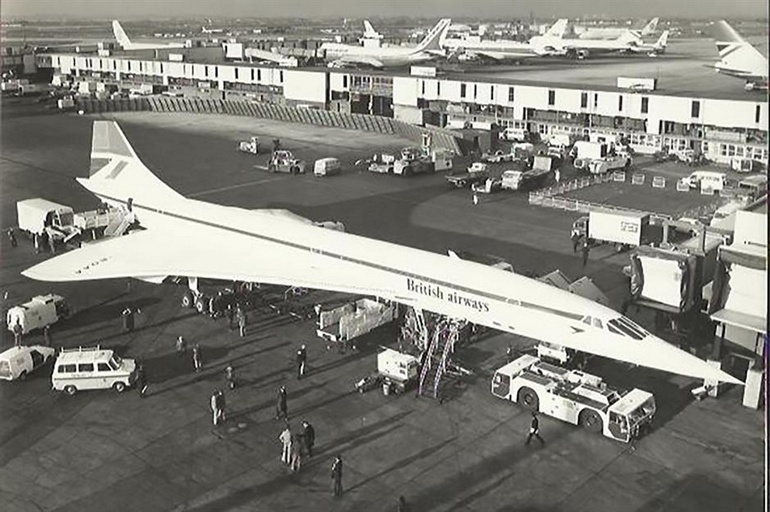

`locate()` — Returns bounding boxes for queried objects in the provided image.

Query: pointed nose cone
[649,335,743,386]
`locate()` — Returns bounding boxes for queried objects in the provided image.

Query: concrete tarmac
[0,103,764,512]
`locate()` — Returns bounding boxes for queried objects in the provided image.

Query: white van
[685,171,727,191]
[52,346,137,395]
[737,175,767,199]
[6,294,70,335]
[313,157,342,177]
[0,345,56,381]
[500,127,529,142]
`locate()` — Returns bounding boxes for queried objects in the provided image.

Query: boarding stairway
[400,307,429,352]
[104,211,135,237]
[417,317,461,400]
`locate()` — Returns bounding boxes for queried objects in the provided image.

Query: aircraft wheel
[579,409,603,433]
[518,387,539,411]
[181,291,194,308]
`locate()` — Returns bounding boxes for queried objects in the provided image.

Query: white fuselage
[442,38,539,60]
[321,43,437,67]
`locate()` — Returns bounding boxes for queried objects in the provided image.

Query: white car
[0,345,56,381]
[482,150,514,163]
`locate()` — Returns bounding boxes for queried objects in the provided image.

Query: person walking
[237,307,247,337]
[526,412,545,446]
[12,320,23,347]
[33,233,40,254]
[275,385,288,420]
[135,363,148,398]
[296,344,307,380]
[290,434,302,472]
[192,344,202,372]
[506,345,513,364]
[279,423,292,464]
[175,335,187,356]
[571,232,581,253]
[226,303,234,331]
[42,325,52,346]
[216,390,227,424]
[225,364,237,390]
[7,228,17,248]
[301,419,315,458]
[472,192,479,206]
[331,455,343,497]
[48,235,56,255]
[581,239,590,267]
[122,307,135,332]
[210,390,220,426]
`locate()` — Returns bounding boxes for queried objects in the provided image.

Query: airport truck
[446,162,489,188]
[6,294,71,335]
[501,156,553,191]
[491,354,656,443]
[588,154,631,175]
[268,150,306,174]
[572,210,655,251]
[316,298,398,345]
[16,198,79,243]
[355,347,420,395]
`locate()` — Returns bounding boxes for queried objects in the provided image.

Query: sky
[2,0,768,20]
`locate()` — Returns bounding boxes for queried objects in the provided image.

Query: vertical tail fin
[544,19,568,39]
[713,20,768,78]
[640,18,659,36]
[415,18,452,53]
[655,31,669,50]
[363,20,379,38]
[112,20,132,49]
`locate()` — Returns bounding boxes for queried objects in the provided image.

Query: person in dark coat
[526,412,545,446]
[135,364,148,397]
[43,325,52,346]
[275,385,288,420]
[7,228,17,248]
[192,344,202,372]
[122,307,135,332]
[301,419,315,457]
[296,345,307,380]
[581,239,590,267]
[331,455,343,497]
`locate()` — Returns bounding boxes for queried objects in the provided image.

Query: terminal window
[508,87,514,102]
[343,75,348,88]
[755,105,760,123]
[234,68,238,79]
[641,97,649,114]
[618,95,623,112]
[548,90,555,106]
[460,83,467,98]
[250,69,255,81]
[473,84,477,99]
[437,82,441,96]
[691,100,700,118]
[580,92,588,109]
[490,85,494,101]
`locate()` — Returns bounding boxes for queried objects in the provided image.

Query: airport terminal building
[37,48,769,168]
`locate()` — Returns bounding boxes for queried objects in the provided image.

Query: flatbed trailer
[492,355,656,443]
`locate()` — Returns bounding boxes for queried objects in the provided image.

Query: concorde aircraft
[320,18,451,68]
[21,122,740,385]
[112,20,187,51]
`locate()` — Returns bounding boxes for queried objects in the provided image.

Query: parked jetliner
[622,31,669,56]
[21,121,740,386]
[711,20,768,91]
[321,18,451,68]
[112,20,186,51]
[531,25,656,59]
[442,19,568,61]
[575,18,659,40]
[362,20,383,41]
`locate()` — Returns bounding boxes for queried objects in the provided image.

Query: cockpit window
[617,317,649,338]
[607,318,645,340]
[582,316,592,325]
[592,318,603,329]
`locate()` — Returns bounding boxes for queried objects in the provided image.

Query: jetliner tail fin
[84,121,183,205]
[544,19,568,39]
[655,30,669,49]
[112,20,132,49]
[640,17,659,36]
[713,20,768,76]
[363,20,378,37]
[415,18,451,53]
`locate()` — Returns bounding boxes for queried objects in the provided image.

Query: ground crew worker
[296,345,307,380]
[33,233,40,254]
[192,344,202,372]
[135,364,148,398]
[12,320,23,347]
[279,423,292,464]
[581,239,590,267]
[225,364,237,390]
[237,307,247,337]
[210,390,220,426]
[554,168,561,183]
[7,228,17,248]
[48,235,56,255]
[226,303,234,330]
[331,455,343,497]
[216,390,227,424]
[506,345,513,363]
[290,434,302,472]
[175,335,186,356]
[571,232,581,253]
[301,419,315,457]
[276,385,288,420]
[526,412,545,446]
[43,325,52,346]
[472,192,479,206]
[122,307,135,332]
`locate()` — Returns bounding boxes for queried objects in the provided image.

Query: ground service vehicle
[238,136,260,154]
[574,210,654,251]
[368,153,396,174]
[16,198,78,242]
[430,149,454,171]
[446,162,489,188]
[268,150,306,174]
[501,166,552,191]
[52,346,137,395]
[500,127,529,142]
[570,141,610,162]
[0,345,56,381]
[316,298,398,345]
[73,207,125,238]
[684,171,727,191]
[378,348,420,394]
[314,157,342,177]
[588,155,631,174]
[6,294,70,334]
[736,175,767,200]
[491,355,656,443]
[471,177,503,194]
[482,150,516,163]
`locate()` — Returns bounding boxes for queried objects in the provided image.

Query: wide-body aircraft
[711,20,768,91]
[442,19,569,61]
[321,18,451,68]
[112,20,186,51]
[531,20,657,59]
[574,18,659,40]
[21,121,740,386]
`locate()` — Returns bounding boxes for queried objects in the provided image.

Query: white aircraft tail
[414,18,452,53]
[112,20,132,49]
[713,20,768,78]
[84,121,182,205]
[655,30,669,50]
[544,19,568,39]
[363,20,380,38]
[640,17,659,36]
